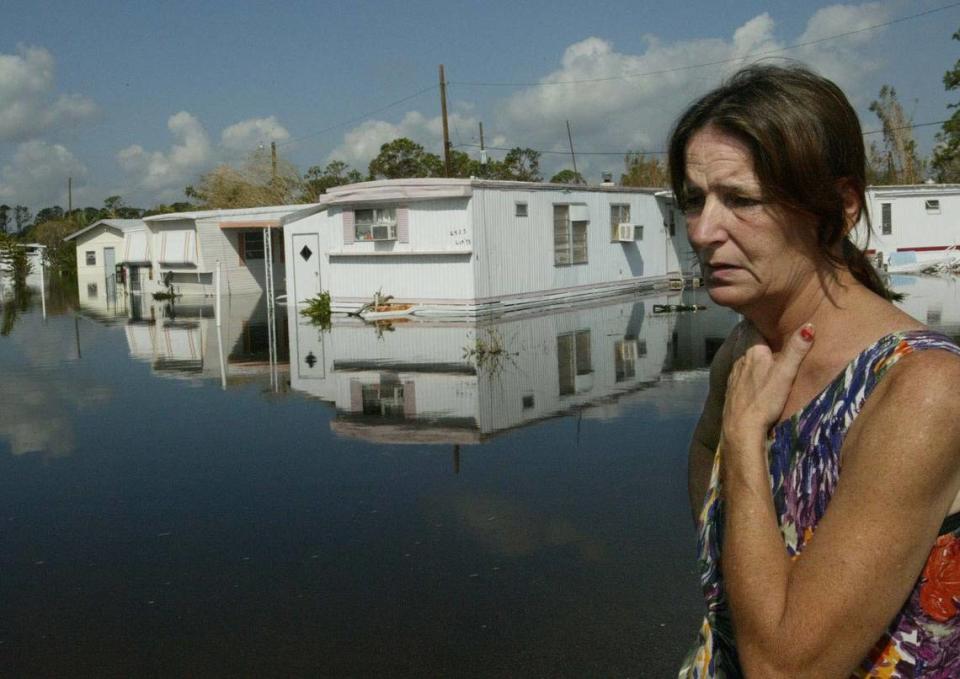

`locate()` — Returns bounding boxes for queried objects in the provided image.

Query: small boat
[359,303,418,321]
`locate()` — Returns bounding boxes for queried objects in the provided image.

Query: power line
[450,2,960,88]
[453,119,953,158]
[275,84,439,148]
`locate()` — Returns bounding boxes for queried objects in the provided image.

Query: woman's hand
[721,323,814,451]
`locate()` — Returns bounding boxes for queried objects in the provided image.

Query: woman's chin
[705,283,751,311]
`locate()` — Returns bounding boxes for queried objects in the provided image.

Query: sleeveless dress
[679,330,960,678]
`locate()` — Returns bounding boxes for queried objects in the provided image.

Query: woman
[673,64,960,678]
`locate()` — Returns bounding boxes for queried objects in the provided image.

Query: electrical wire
[450,2,960,88]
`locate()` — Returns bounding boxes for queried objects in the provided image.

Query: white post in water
[39,246,47,320]
[215,259,222,328]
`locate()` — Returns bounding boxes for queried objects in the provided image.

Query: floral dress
[679,330,960,678]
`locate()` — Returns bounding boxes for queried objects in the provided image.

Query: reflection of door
[129,265,141,293]
[296,317,325,379]
[103,247,116,302]
[292,233,321,303]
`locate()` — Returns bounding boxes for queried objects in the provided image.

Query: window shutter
[343,209,355,244]
[403,381,416,417]
[238,232,246,264]
[397,207,409,243]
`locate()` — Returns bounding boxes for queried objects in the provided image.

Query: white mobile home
[65,219,148,303]
[282,179,687,315]
[855,184,960,269]
[142,205,314,297]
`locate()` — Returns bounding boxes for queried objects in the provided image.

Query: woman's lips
[706,263,742,281]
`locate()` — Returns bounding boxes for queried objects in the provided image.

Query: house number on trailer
[448,228,467,237]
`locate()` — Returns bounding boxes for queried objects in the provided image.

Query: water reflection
[287,290,725,444]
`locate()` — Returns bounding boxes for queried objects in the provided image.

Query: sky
[2,0,959,215]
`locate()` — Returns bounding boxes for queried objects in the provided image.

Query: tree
[368,138,443,179]
[621,152,668,187]
[493,147,541,181]
[102,195,124,218]
[30,219,77,276]
[301,160,364,201]
[186,147,303,208]
[867,85,925,185]
[550,168,585,184]
[34,206,64,225]
[0,205,10,234]
[932,28,960,182]
[14,206,31,234]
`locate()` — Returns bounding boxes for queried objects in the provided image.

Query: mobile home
[283,179,688,315]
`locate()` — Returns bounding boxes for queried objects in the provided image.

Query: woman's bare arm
[722,330,960,678]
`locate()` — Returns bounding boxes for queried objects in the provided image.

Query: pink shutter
[343,209,355,245]
[403,381,416,417]
[397,207,409,243]
[350,380,362,413]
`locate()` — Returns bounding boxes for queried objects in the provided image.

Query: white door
[295,317,325,380]
[292,233,321,303]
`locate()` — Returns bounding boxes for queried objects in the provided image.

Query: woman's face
[683,125,821,315]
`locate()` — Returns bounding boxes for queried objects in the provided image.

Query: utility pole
[271,141,278,183]
[479,122,487,176]
[68,177,73,219]
[566,120,580,184]
[439,64,451,177]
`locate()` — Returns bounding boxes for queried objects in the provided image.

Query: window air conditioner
[617,223,638,241]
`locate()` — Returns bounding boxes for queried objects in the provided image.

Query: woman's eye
[683,196,705,213]
[729,195,761,208]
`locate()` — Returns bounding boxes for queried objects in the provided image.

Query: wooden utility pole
[270,141,278,183]
[439,64,451,177]
[566,120,580,183]
[68,177,73,218]
[479,122,487,176]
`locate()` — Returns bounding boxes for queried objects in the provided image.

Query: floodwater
[0,275,954,677]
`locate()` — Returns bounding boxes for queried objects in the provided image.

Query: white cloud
[324,3,889,183]
[117,111,213,200]
[0,45,97,142]
[116,112,300,204]
[0,140,87,208]
[220,115,291,153]
[327,110,479,172]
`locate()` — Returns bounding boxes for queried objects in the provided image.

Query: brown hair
[668,63,892,299]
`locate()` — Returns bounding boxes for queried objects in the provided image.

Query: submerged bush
[301,291,332,329]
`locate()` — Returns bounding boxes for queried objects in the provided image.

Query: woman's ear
[837,178,863,236]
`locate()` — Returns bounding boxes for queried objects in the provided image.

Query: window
[928,308,943,325]
[362,382,405,418]
[86,251,96,266]
[925,199,941,214]
[614,339,637,382]
[610,204,631,240]
[355,207,397,241]
[522,394,535,409]
[240,231,264,260]
[516,202,528,217]
[557,330,592,395]
[86,282,98,298]
[881,203,892,235]
[554,205,588,266]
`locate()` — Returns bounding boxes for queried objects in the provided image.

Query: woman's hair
[668,63,892,299]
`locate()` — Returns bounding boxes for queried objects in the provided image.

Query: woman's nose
[686,197,727,250]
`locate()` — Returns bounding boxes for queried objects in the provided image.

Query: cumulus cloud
[220,115,291,153]
[116,112,299,204]
[490,3,889,180]
[327,110,482,171]
[324,3,889,183]
[0,44,97,142]
[117,111,213,196]
[0,140,87,207]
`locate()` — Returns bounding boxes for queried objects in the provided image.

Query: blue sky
[2,0,959,214]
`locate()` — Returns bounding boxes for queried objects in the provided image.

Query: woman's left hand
[722,323,814,451]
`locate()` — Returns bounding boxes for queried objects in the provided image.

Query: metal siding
[474,187,673,300]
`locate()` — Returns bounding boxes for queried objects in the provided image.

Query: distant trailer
[854,184,960,271]
[282,178,690,316]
